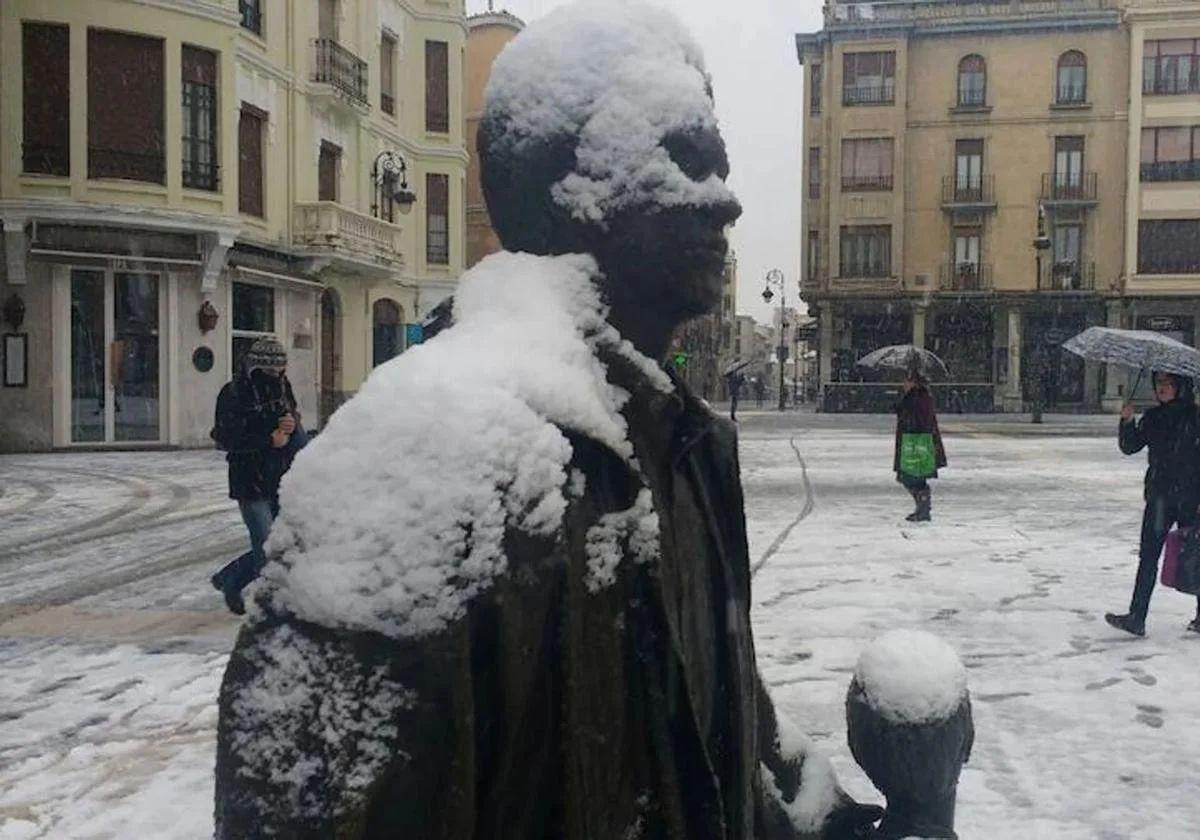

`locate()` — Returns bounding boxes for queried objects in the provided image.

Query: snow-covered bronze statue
[214,3,881,837]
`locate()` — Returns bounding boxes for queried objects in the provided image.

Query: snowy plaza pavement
[1,413,1199,839]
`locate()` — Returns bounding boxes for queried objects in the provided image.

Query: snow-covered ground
[1,413,1197,839]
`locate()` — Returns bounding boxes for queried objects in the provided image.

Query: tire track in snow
[751,434,815,579]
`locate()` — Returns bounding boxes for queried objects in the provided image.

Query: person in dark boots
[894,368,946,523]
[1106,371,1200,637]
[209,337,307,614]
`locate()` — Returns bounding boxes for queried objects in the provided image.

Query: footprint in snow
[1085,677,1123,690]
[1135,712,1165,729]
[1123,666,1158,686]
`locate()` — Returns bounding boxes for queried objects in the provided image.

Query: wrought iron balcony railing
[843,82,895,105]
[939,262,992,292]
[1140,160,1200,182]
[841,174,894,192]
[313,39,368,106]
[1041,171,1098,203]
[941,174,995,206]
[1038,260,1096,291]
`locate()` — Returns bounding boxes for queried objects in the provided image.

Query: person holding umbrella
[1105,371,1200,636]
[894,362,947,523]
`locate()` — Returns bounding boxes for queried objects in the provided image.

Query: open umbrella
[1062,327,1200,395]
[724,358,752,376]
[856,345,949,379]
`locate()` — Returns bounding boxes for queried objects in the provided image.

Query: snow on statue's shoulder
[854,630,968,725]
[258,251,666,639]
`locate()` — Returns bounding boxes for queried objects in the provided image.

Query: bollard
[845,630,974,840]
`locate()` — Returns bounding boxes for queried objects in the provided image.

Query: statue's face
[591,123,742,321]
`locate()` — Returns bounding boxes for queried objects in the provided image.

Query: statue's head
[478,1,742,324]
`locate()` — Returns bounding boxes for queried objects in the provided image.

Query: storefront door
[69,269,163,443]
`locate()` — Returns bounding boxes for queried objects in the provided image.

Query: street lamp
[1031,203,1052,424]
[762,268,787,411]
[370,150,416,222]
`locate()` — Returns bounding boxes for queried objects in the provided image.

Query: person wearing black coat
[893,371,948,522]
[209,337,307,614]
[1106,371,1200,636]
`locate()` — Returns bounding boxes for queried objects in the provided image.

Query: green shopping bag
[900,433,936,478]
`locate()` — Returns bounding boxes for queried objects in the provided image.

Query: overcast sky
[465,0,824,323]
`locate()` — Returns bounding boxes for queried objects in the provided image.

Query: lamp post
[370,150,417,222]
[1031,203,1052,424]
[762,268,787,411]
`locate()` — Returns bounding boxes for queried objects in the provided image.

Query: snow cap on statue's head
[480,0,736,231]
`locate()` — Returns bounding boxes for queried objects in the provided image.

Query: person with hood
[894,367,947,522]
[1106,371,1200,636]
[209,337,307,614]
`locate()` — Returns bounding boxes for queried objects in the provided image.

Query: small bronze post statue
[845,631,974,840]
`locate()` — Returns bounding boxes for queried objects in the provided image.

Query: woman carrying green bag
[894,369,947,522]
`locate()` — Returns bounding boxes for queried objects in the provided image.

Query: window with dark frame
[840,138,893,191]
[839,226,891,278]
[951,225,983,290]
[810,64,823,114]
[1141,126,1200,181]
[381,32,397,116]
[1052,222,1084,288]
[1056,51,1087,104]
[425,40,449,133]
[1054,136,1085,196]
[239,0,263,36]
[182,45,218,191]
[22,22,70,176]
[808,147,821,199]
[87,29,165,184]
[319,141,341,203]
[426,173,450,265]
[843,51,895,105]
[955,139,984,199]
[1143,39,1200,95]
[372,299,404,367]
[238,105,265,217]
[807,230,821,283]
[1139,219,1200,274]
[957,55,986,107]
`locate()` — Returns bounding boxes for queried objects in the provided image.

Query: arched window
[1057,51,1087,104]
[957,55,986,107]
[372,298,404,368]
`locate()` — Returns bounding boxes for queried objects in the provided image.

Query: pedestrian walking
[209,337,307,615]
[894,368,947,522]
[729,370,744,421]
[754,376,765,408]
[1106,371,1200,636]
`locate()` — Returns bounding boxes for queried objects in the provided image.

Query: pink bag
[1162,527,1190,588]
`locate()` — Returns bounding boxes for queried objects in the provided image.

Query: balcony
[841,174,894,192]
[1038,261,1096,292]
[312,39,368,107]
[1140,160,1200,183]
[293,201,404,271]
[939,262,993,292]
[941,175,996,210]
[1040,172,1098,206]
[843,82,895,105]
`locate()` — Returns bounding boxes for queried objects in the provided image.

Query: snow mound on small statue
[260,251,667,639]
[854,630,967,725]
[484,0,736,223]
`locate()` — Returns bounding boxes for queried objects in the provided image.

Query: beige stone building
[465,6,522,268]
[0,0,467,451]
[672,252,739,400]
[797,0,1135,412]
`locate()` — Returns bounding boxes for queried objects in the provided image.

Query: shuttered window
[425,40,449,133]
[22,23,70,176]
[182,46,218,190]
[238,106,265,216]
[87,29,165,183]
[426,173,449,265]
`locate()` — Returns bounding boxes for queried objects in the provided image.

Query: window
[957,55,986,107]
[319,141,341,202]
[425,40,449,133]
[372,299,404,367]
[954,227,981,272]
[1054,136,1085,195]
[1056,51,1087,104]
[810,64,823,114]
[839,226,891,278]
[841,138,893,191]
[238,106,265,216]
[843,51,895,105]
[1144,39,1200,95]
[427,173,450,265]
[807,230,821,283]
[1141,126,1200,181]
[954,139,984,200]
[1052,223,1083,288]
[381,32,397,116]
[1139,220,1200,274]
[808,147,821,199]
[239,0,263,36]
[318,0,338,41]
[232,282,275,369]
[87,29,165,183]
[22,23,70,176]
[182,46,218,191]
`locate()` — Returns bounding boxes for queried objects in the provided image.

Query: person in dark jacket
[209,337,307,615]
[894,369,947,522]
[1106,371,1200,636]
